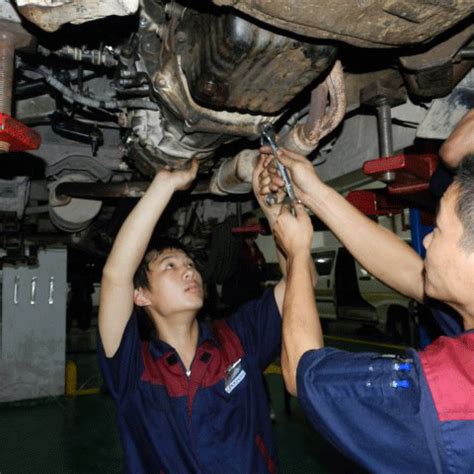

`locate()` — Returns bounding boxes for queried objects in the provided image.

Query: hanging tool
[261,123,296,207]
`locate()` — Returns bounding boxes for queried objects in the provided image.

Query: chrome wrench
[261,123,296,207]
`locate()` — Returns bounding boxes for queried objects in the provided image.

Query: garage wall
[0,248,67,402]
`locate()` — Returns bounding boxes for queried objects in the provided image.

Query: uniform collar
[148,319,218,360]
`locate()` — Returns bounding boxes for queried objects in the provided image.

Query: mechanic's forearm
[439,109,474,169]
[302,184,424,302]
[263,208,288,279]
[103,176,175,282]
[99,177,174,358]
[282,251,324,396]
[263,208,316,283]
[274,235,287,280]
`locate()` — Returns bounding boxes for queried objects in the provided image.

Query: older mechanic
[259,142,474,473]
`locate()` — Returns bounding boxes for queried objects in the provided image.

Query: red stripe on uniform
[141,344,188,397]
[255,434,278,474]
[419,333,474,421]
[140,321,245,410]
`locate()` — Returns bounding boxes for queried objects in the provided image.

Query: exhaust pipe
[209,61,346,195]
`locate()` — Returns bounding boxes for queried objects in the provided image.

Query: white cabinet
[0,248,67,402]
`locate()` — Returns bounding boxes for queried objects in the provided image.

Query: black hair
[455,154,474,252]
[133,237,190,290]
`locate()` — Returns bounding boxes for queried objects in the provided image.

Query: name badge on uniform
[225,358,246,394]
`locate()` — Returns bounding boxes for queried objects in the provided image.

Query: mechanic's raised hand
[155,159,199,191]
[439,109,474,169]
[273,203,313,259]
[259,146,322,203]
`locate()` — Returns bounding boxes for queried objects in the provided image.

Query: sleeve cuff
[297,349,322,396]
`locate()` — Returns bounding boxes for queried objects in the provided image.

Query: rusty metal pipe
[55,181,149,200]
[281,60,346,156]
[209,149,259,195]
[303,83,328,139]
[0,33,14,116]
[0,21,35,153]
[55,179,212,200]
[0,32,15,152]
[208,61,346,196]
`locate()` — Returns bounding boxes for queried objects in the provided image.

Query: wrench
[261,123,296,206]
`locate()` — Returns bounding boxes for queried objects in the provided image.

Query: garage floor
[0,320,406,474]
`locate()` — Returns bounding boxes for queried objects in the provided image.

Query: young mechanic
[259,148,474,473]
[98,158,299,473]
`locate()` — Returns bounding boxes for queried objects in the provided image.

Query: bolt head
[176,31,187,43]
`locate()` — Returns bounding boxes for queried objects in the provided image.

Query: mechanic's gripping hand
[253,154,284,218]
[273,203,313,259]
[155,159,199,192]
[258,146,322,202]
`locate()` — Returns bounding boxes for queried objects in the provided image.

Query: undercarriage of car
[1,0,474,265]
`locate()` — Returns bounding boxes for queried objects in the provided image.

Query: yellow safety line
[264,364,282,375]
[75,388,101,396]
[324,335,407,351]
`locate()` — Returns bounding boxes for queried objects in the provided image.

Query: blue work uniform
[98,288,281,474]
[296,307,474,474]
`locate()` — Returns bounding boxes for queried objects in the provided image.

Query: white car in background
[313,246,411,342]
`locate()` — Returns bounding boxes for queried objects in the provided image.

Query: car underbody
[1,0,474,264]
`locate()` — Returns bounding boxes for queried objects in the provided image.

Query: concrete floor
[0,319,406,473]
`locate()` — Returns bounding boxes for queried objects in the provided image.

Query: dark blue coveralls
[296,307,474,473]
[98,288,281,474]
